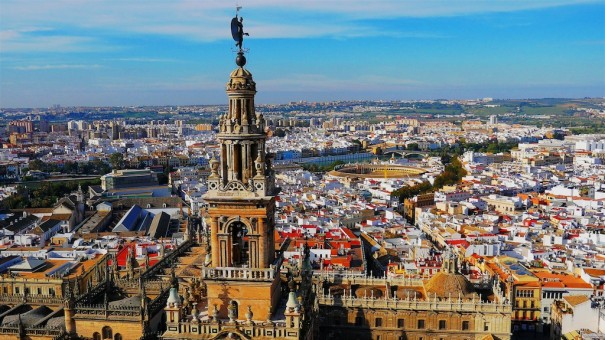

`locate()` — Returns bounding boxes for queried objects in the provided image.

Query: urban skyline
[1,0,604,108]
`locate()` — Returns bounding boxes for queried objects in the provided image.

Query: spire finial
[231,6,249,65]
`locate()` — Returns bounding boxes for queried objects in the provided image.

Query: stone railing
[318,294,511,313]
[148,287,170,316]
[201,266,276,281]
[142,239,193,279]
[0,293,64,306]
[172,319,299,339]
[115,279,166,292]
[316,272,424,287]
[75,279,107,304]
[74,302,142,319]
[139,331,163,340]
[0,325,65,337]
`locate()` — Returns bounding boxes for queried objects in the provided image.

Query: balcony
[201,266,277,281]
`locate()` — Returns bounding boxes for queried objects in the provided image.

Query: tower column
[258,218,266,268]
[211,217,219,267]
[64,305,76,335]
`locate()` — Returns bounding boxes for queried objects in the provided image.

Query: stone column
[221,144,228,184]
[258,218,266,268]
[211,217,219,268]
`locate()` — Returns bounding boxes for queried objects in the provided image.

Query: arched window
[228,222,249,266]
[102,326,112,339]
[229,300,239,319]
[114,334,122,340]
[93,333,101,340]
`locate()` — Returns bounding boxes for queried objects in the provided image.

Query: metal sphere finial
[235,52,246,67]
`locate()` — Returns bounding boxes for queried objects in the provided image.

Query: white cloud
[110,58,177,63]
[0,0,598,53]
[260,73,421,92]
[14,64,102,71]
[0,29,103,53]
[245,0,599,18]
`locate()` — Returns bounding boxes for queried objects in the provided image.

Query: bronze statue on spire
[231,6,249,52]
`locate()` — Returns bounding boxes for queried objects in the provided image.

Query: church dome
[227,67,256,91]
[424,272,475,299]
[230,67,253,79]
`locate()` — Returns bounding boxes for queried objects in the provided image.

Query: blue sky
[1,0,604,108]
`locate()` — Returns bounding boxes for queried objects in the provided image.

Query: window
[375,318,383,327]
[462,321,470,330]
[417,320,425,329]
[49,288,55,296]
[484,322,490,332]
[439,320,446,330]
[114,334,122,340]
[2,287,7,294]
[93,333,101,340]
[102,326,112,339]
[37,288,42,295]
[355,316,363,326]
[15,287,19,294]
[230,301,239,319]
[397,319,405,328]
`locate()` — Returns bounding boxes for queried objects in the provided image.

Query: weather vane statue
[231,5,249,53]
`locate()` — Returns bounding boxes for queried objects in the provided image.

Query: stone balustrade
[201,266,276,281]
[318,294,511,313]
[169,319,299,340]
[0,293,63,306]
[316,272,425,287]
[148,287,170,315]
[142,239,193,279]
[0,325,65,337]
[115,279,165,291]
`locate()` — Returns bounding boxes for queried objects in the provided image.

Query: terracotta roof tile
[563,295,590,307]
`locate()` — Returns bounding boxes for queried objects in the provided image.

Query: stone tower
[202,50,280,322]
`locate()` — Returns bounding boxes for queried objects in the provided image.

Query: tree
[406,143,420,151]
[63,161,79,174]
[109,153,126,170]
[27,159,46,172]
[274,128,286,138]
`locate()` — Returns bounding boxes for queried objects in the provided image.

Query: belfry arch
[227,220,249,267]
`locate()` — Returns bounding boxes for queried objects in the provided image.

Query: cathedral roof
[424,271,476,298]
[108,295,149,308]
[1,306,53,327]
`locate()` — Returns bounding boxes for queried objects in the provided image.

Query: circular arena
[327,163,426,179]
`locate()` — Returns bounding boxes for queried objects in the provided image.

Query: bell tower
[202,48,281,322]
